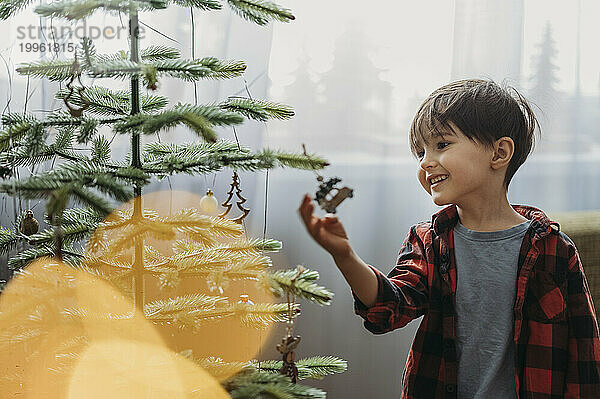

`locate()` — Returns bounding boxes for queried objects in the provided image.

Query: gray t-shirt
[453,218,531,399]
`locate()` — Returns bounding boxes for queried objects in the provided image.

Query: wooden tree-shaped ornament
[219,171,250,223]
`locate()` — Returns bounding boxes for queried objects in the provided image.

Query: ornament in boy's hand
[315,175,354,214]
[301,144,354,214]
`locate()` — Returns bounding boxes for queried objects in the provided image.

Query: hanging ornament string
[235,77,272,371]
[276,265,305,383]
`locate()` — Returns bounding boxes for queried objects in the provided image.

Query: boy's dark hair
[409,79,540,190]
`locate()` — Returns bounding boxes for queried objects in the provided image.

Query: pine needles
[0,0,345,396]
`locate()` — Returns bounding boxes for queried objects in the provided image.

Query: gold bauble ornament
[20,210,39,236]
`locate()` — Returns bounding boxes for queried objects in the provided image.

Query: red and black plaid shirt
[353,204,600,398]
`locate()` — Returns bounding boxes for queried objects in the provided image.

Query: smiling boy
[299,79,600,398]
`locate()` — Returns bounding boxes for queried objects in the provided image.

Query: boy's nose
[419,155,438,170]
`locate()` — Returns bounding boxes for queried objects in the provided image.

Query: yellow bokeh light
[0,257,229,398]
[0,189,281,396]
[68,340,229,398]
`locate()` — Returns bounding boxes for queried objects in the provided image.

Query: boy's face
[416,124,497,207]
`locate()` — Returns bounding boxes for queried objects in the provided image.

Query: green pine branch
[211,237,282,253]
[0,114,38,152]
[257,356,348,380]
[0,0,37,19]
[191,57,247,79]
[114,104,243,142]
[0,226,20,255]
[0,114,45,155]
[17,47,245,92]
[47,207,105,228]
[7,244,84,270]
[191,355,346,383]
[55,86,129,116]
[77,118,98,143]
[16,58,78,81]
[169,0,221,10]
[226,0,294,26]
[25,224,93,247]
[2,112,121,145]
[140,141,329,177]
[187,355,251,380]
[91,135,111,163]
[0,124,36,153]
[220,97,294,122]
[268,268,334,306]
[0,161,139,216]
[81,39,179,64]
[55,85,169,117]
[144,140,247,157]
[221,148,330,171]
[172,103,245,126]
[0,138,120,171]
[68,185,117,216]
[224,370,325,399]
[34,0,167,20]
[88,57,245,82]
[140,45,181,61]
[146,297,299,329]
[268,148,330,170]
[114,111,216,142]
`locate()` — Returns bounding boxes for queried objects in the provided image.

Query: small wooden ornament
[218,172,250,223]
[276,335,302,383]
[276,265,306,383]
[63,54,90,118]
[314,176,353,214]
[20,210,39,236]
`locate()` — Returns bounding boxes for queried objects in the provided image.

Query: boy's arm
[332,249,378,308]
[564,243,600,398]
[351,224,430,334]
[298,196,429,334]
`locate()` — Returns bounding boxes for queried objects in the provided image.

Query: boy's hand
[298,194,352,259]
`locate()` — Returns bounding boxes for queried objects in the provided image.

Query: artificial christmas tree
[0,0,347,396]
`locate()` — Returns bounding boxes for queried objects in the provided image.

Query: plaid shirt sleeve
[564,241,600,398]
[352,224,430,334]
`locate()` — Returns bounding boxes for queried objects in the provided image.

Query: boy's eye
[416,142,450,159]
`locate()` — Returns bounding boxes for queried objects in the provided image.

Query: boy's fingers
[299,196,316,231]
[298,194,311,214]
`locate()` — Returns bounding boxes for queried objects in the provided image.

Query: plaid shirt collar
[429,203,560,239]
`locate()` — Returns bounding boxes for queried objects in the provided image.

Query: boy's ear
[490,137,514,169]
